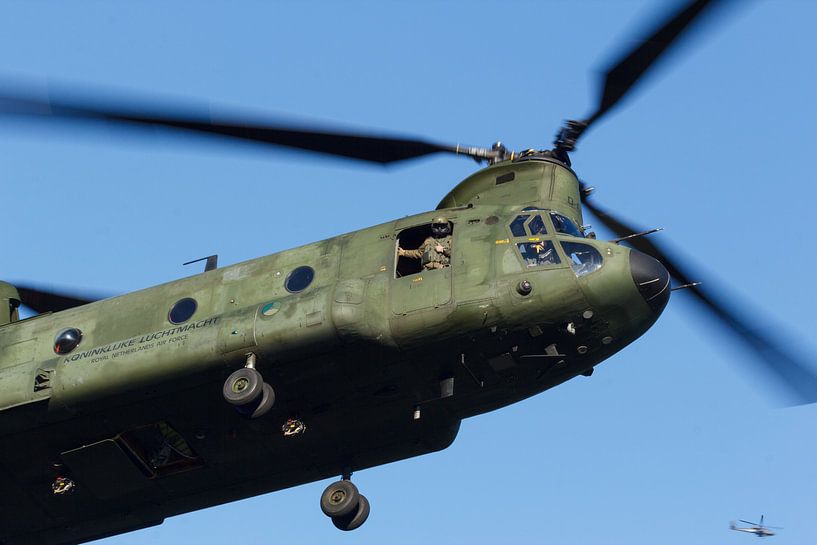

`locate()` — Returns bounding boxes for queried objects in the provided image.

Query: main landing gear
[222,353,275,419]
[320,476,370,531]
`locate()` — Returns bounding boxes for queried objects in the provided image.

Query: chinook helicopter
[1,1,816,544]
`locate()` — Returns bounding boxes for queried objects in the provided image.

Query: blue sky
[2,1,816,544]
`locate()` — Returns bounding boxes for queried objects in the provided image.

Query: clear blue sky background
[2,1,816,544]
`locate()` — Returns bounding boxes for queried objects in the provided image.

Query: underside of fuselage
[0,300,648,545]
[0,357,460,545]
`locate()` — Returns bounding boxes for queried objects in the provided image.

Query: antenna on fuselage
[183,255,218,272]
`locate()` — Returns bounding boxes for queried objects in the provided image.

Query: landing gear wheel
[332,494,370,531]
[234,382,276,419]
[250,382,275,419]
[320,480,359,518]
[222,367,263,406]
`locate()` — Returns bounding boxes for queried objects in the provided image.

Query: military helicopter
[1,1,816,544]
[731,516,782,538]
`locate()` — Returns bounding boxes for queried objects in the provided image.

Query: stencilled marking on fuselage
[63,317,220,365]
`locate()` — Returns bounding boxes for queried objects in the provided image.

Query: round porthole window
[54,328,82,354]
[168,298,197,324]
[285,266,315,293]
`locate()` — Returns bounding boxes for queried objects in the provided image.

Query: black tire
[320,480,359,518]
[332,494,370,531]
[222,368,263,406]
[233,382,274,418]
[250,383,275,419]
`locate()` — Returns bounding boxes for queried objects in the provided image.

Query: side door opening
[391,222,454,314]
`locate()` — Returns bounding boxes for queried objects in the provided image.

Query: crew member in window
[525,241,545,267]
[523,241,558,267]
[398,217,452,270]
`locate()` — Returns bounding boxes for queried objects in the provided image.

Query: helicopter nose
[629,249,670,313]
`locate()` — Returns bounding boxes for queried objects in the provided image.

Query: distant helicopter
[731,516,782,538]
[2,1,817,544]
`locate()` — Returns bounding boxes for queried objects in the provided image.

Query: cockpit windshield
[550,213,583,237]
[527,215,548,235]
[509,215,529,237]
[517,241,560,268]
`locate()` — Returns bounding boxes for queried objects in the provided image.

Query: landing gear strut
[320,476,370,531]
[222,353,275,419]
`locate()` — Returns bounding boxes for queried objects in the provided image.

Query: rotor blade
[583,193,817,405]
[592,0,723,124]
[556,0,728,151]
[739,520,759,526]
[0,91,459,164]
[16,285,100,313]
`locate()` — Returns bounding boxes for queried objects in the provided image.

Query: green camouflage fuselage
[0,156,666,545]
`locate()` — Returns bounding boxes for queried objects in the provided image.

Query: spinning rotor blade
[0,92,460,164]
[16,284,100,313]
[582,191,817,405]
[555,0,727,152]
[592,0,722,126]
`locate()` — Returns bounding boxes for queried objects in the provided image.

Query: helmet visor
[431,222,450,236]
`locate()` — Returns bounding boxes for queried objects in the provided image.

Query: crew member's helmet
[431,216,451,237]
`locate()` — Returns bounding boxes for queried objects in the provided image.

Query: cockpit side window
[517,241,561,268]
[550,213,584,237]
[560,242,603,277]
[509,215,529,237]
